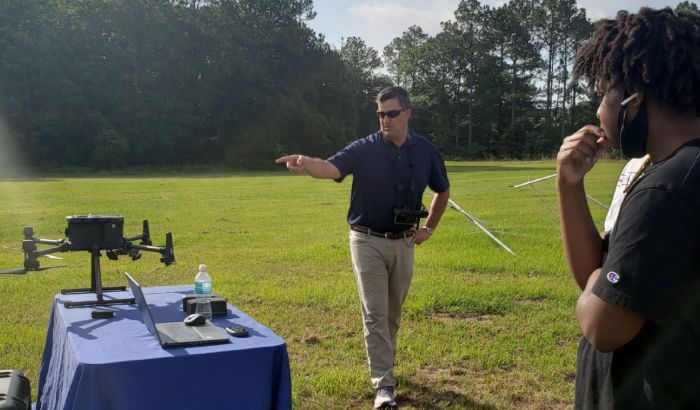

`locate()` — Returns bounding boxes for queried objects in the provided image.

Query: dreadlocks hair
[572,7,700,116]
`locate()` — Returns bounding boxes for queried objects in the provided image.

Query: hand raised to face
[557,125,609,186]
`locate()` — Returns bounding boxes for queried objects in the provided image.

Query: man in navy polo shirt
[276,86,449,408]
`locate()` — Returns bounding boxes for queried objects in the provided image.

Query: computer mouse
[183,313,207,326]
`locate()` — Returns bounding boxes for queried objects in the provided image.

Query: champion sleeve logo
[606,271,620,284]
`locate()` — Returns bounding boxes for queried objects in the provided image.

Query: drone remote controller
[225,325,249,337]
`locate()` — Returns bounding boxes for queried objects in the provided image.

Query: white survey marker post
[425,189,516,255]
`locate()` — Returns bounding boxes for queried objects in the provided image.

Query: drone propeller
[0,245,20,253]
[35,265,68,271]
[0,265,68,275]
[0,268,28,275]
[0,245,63,259]
[43,254,63,260]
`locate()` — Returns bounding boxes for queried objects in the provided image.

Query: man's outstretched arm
[275,155,341,180]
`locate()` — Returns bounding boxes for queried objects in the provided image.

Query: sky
[307,1,685,53]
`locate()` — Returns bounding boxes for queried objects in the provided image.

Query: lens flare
[0,111,29,180]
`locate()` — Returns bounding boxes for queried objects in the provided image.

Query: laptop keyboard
[160,323,206,340]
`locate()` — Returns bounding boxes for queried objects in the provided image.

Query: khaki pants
[349,229,414,388]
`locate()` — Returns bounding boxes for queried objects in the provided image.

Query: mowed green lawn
[0,160,624,409]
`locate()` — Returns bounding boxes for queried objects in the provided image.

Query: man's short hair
[572,7,700,116]
[376,86,412,110]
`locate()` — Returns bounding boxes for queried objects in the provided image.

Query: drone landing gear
[62,250,135,308]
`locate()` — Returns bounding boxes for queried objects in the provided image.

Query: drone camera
[128,249,142,261]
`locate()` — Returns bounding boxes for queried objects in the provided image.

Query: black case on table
[181,295,228,316]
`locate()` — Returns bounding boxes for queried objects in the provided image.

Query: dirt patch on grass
[432,311,495,323]
[516,296,547,305]
[397,362,572,410]
[397,364,498,409]
[562,370,576,383]
[303,335,320,345]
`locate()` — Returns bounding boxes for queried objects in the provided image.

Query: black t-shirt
[575,139,700,409]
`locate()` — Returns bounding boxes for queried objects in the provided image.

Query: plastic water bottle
[194,264,213,320]
[194,264,212,295]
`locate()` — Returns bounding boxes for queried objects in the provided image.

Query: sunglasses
[376,109,403,119]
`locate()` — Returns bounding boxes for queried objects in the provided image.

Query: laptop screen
[125,272,161,342]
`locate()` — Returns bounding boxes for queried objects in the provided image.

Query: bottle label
[194,281,212,295]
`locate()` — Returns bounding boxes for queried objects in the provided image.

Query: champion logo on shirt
[606,271,620,284]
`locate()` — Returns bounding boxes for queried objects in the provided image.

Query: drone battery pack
[0,370,31,410]
[182,295,228,316]
[65,215,124,251]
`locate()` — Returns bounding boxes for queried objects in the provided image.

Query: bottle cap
[199,264,207,271]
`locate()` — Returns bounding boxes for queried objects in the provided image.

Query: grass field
[0,160,625,409]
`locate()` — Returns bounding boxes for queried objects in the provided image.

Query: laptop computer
[125,272,229,348]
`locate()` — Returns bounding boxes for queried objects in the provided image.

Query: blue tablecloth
[35,285,291,410]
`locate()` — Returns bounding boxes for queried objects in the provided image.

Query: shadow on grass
[396,379,499,409]
[446,165,554,173]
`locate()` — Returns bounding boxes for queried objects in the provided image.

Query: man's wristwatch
[421,225,434,235]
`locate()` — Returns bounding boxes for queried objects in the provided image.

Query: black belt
[350,225,414,240]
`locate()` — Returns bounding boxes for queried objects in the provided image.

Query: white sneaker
[374,386,397,408]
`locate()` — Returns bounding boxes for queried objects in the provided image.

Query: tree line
[0,0,697,169]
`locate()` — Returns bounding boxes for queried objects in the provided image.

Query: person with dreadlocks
[556,7,700,409]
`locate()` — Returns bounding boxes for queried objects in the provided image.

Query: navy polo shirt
[328,131,449,233]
